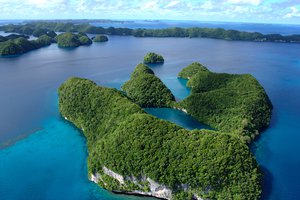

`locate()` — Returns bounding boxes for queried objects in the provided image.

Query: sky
[0,0,299,24]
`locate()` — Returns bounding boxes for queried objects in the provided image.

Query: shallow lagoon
[0,35,300,199]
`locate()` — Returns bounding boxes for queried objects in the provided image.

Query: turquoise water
[0,33,300,199]
[145,108,212,130]
[0,96,154,200]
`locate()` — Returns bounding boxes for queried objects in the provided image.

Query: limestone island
[55,32,92,48]
[122,63,175,107]
[143,52,164,64]
[177,62,272,143]
[93,35,108,42]
[58,61,272,199]
[0,34,53,56]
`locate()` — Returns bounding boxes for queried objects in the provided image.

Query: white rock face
[102,166,125,184]
[193,194,205,200]
[89,166,173,199]
[146,177,172,199]
[90,173,100,184]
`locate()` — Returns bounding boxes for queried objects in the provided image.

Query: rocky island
[122,63,174,107]
[176,62,272,143]
[58,58,272,199]
[1,22,300,43]
[0,34,53,56]
[143,52,164,64]
[93,35,108,42]
[55,32,92,48]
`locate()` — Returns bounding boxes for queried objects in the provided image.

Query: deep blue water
[0,33,300,199]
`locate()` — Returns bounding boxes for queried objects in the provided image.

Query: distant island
[92,35,108,42]
[58,54,272,199]
[56,32,92,47]
[1,22,300,43]
[0,32,94,56]
[0,34,53,56]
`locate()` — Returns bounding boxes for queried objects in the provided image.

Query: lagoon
[0,35,300,199]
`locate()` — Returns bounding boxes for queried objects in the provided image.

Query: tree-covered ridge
[55,32,92,47]
[143,52,164,64]
[1,22,300,43]
[58,77,262,200]
[177,64,272,143]
[178,62,209,79]
[93,35,108,42]
[0,34,53,56]
[122,63,174,107]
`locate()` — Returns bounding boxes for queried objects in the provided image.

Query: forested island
[0,34,53,55]
[92,35,108,42]
[177,62,272,143]
[122,63,174,107]
[55,32,92,47]
[0,32,94,55]
[1,21,300,43]
[58,55,272,199]
[143,52,164,64]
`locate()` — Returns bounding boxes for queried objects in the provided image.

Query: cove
[145,108,212,131]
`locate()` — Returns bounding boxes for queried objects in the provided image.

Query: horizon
[0,0,299,25]
[1,18,300,26]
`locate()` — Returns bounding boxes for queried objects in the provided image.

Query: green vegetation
[0,34,53,56]
[47,31,57,38]
[178,62,208,79]
[58,77,262,200]
[143,52,164,64]
[79,35,92,45]
[2,22,298,43]
[32,28,48,37]
[35,34,53,46]
[55,32,92,47]
[0,41,24,55]
[177,63,272,142]
[93,35,108,42]
[122,63,174,107]
[55,32,81,47]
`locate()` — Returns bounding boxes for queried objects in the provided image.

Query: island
[55,32,92,48]
[58,77,262,200]
[58,57,272,199]
[176,62,272,143]
[92,35,108,42]
[1,22,300,43]
[0,34,53,56]
[122,63,174,107]
[143,52,164,64]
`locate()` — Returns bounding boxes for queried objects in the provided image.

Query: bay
[0,34,299,199]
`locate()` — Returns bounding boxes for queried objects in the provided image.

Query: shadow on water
[260,166,274,200]
[145,63,164,68]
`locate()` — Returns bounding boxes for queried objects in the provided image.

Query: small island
[55,32,92,48]
[92,35,108,42]
[122,63,174,107]
[178,62,208,79]
[0,34,53,56]
[143,52,164,64]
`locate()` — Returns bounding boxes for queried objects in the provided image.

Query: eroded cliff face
[90,166,173,199]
